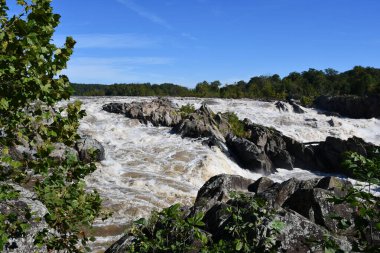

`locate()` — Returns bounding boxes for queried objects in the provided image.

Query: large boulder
[314,95,380,119]
[226,134,275,175]
[192,174,255,215]
[75,136,105,162]
[226,120,294,174]
[311,136,376,175]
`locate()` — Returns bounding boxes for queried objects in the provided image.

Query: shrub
[0,1,104,251]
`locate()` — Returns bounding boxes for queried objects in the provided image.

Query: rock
[174,104,225,140]
[316,176,353,196]
[49,143,79,161]
[276,209,351,252]
[226,134,275,175]
[258,177,319,208]
[102,98,182,127]
[75,136,105,162]
[248,177,275,193]
[192,174,255,215]
[107,175,358,252]
[289,99,305,114]
[327,118,342,127]
[275,101,290,112]
[1,185,49,253]
[226,121,294,174]
[312,136,376,175]
[105,234,136,253]
[314,95,380,119]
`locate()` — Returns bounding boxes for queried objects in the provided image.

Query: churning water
[74,97,380,251]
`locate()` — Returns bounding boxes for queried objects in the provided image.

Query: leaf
[235,240,243,251]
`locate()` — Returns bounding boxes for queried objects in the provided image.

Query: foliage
[72,66,380,99]
[224,112,249,138]
[125,193,282,253]
[0,0,103,251]
[209,192,283,253]
[178,103,196,117]
[327,152,380,252]
[125,203,208,253]
[300,96,314,107]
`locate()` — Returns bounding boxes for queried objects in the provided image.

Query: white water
[74,96,380,251]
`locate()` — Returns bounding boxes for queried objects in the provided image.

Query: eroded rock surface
[107,175,367,253]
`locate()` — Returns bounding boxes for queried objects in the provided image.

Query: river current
[74,96,380,251]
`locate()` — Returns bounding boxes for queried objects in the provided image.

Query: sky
[6,0,380,87]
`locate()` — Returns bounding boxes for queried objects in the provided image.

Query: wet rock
[75,136,105,162]
[314,95,380,119]
[327,118,342,127]
[289,99,305,114]
[275,101,290,112]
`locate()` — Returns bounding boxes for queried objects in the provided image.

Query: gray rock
[49,143,79,161]
[314,95,380,119]
[103,98,182,127]
[248,177,275,193]
[192,174,255,215]
[327,118,342,127]
[75,137,105,162]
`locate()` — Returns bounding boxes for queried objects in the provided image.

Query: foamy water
[73,96,380,251]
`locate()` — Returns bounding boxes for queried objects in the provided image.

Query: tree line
[72,66,380,103]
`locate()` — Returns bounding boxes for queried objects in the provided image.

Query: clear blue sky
[7,0,380,87]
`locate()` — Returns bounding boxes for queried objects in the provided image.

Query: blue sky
[6,0,380,87]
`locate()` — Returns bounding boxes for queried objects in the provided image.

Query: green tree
[0,0,103,251]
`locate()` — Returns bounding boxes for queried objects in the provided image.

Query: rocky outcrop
[102,98,182,127]
[107,174,372,252]
[173,104,226,141]
[314,95,380,119]
[103,98,378,177]
[284,136,377,176]
[192,175,359,252]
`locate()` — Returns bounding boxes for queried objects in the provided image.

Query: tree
[0,0,103,251]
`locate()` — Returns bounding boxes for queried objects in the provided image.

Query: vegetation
[125,193,282,253]
[0,0,103,251]
[178,103,196,117]
[224,112,249,138]
[72,66,380,100]
[327,151,380,252]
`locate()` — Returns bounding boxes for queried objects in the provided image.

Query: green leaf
[235,240,243,251]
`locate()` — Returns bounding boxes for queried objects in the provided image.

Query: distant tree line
[72,66,380,103]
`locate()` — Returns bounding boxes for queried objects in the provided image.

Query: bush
[0,1,104,251]
[125,193,283,253]
[224,112,249,138]
[178,103,196,116]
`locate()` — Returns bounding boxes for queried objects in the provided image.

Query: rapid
[75,96,380,251]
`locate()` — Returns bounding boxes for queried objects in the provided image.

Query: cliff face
[314,95,380,119]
